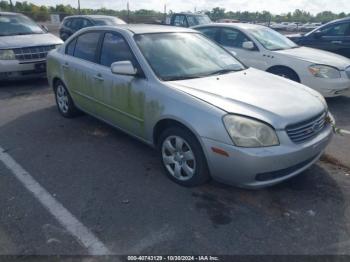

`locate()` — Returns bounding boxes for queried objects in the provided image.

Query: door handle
[331,41,342,44]
[62,63,70,69]
[94,73,104,81]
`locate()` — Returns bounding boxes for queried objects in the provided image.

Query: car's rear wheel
[54,80,80,118]
[158,127,210,187]
[267,67,300,83]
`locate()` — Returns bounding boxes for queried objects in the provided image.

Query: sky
[13,0,350,14]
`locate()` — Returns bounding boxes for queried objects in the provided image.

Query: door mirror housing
[40,24,49,32]
[111,61,137,76]
[242,41,255,50]
[313,30,324,38]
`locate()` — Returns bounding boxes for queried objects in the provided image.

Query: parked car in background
[59,15,126,41]
[299,22,322,32]
[0,12,63,80]
[286,22,302,32]
[217,19,239,23]
[166,13,212,27]
[288,17,350,58]
[47,25,333,188]
[194,23,350,97]
[270,22,288,31]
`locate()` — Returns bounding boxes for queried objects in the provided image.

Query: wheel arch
[152,118,203,149]
[266,65,301,82]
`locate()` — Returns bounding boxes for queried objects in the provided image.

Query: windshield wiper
[164,75,205,81]
[206,69,239,76]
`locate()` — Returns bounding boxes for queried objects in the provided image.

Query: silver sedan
[47,25,333,188]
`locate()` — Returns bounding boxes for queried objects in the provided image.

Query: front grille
[286,111,328,144]
[13,45,56,61]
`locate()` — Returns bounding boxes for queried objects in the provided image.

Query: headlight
[308,65,341,79]
[55,44,63,49]
[223,115,279,147]
[0,49,15,60]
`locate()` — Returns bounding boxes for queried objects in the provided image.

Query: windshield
[93,17,126,26]
[135,33,245,81]
[247,27,298,51]
[0,14,44,36]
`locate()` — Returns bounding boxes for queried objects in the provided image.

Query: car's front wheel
[54,80,80,118]
[158,127,210,187]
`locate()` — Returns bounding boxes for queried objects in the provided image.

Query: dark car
[59,15,126,41]
[166,13,212,28]
[288,17,350,58]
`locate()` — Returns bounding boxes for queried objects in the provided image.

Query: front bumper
[201,123,333,189]
[301,72,350,97]
[0,59,47,80]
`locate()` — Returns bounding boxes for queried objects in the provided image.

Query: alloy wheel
[161,135,196,181]
[56,85,69,114]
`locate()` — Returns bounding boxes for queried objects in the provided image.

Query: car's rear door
[62,31,103,114]
[91,31,148,138]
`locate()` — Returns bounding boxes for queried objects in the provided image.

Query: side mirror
[314,30,323,38]
[111,61,137,76]
[242,41,255,50]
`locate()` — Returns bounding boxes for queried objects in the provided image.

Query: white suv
[0,12,63,80]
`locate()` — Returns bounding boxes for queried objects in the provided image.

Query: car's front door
[62,31,102,114]
[92,32,148,138]
[217,27,268,69]
[305,22,350,58]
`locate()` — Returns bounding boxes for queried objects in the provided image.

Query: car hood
[274,46,350,70]
[0,33,63,49]
[167,68,326,129]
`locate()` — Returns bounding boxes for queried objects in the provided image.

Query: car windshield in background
[187,15,212,26]
[135,33,245,81]
[93,17,126,26]
[247,27,299,51]
[0,14,44,36]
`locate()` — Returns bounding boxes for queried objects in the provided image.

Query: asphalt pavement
[0,79,350,257]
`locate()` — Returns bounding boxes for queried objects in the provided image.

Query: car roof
[0,12,24,16]
[174,12,208,16]
[84,24,196,34]
[64,15,119,20]
[194,23,266,30]
[326,16,350,25]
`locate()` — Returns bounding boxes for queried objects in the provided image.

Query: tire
[53,80,80,118]
[267,67,300,83]
[158,126,210,187]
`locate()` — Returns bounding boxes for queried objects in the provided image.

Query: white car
[194,23,350,97]
[0,12,63,80]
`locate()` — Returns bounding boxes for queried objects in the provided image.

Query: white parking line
[0,146,112,255]
[341,129,350,135]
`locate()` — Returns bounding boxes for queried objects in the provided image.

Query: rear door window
[73,32,101,62]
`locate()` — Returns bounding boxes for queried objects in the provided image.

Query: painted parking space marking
[341,129,350,135]
[0,146,112,255]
